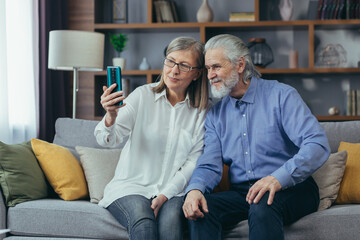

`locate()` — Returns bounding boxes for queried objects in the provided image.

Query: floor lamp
[48,30,104,119]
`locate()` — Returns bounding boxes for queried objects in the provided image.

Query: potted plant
[109,32,128,70]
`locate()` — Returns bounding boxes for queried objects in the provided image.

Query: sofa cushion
[76,146,121,203]
[7,199,128,239]
[31,139,88,201]
[320,121,360,153]
[336,142,360,204]
[0,141,48,207]
[312,150,347,210]
[53,118,125,159]
[223,205,360,240]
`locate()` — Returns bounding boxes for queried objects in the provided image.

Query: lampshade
[48,30,105,119]
[48,30,105,71]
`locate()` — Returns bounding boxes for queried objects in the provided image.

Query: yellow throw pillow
[336,142,360,204]
[31,138,88,201]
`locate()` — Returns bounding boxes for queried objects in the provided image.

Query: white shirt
[95,83,207,208]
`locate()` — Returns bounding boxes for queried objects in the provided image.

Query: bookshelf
[68,0,360,121]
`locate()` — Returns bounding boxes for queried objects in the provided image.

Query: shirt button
[243,133,246,136]
[248,170,251,173]
[243,114,246,117]
[245,152,248,155]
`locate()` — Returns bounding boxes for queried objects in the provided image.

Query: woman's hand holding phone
[100,84,126,127]
[101,66,126,127]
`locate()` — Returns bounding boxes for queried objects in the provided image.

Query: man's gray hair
[204,34,261,84]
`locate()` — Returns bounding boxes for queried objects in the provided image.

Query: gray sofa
[1,117,360,239]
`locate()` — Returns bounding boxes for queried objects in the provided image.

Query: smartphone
[107,66,123,106]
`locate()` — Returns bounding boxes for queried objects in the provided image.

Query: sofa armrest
[213,164,230,193]
[0,186,7,239]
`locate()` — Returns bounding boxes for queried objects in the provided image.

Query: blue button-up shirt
[186,76,330,194]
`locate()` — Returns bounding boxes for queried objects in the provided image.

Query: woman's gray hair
[204,34,261,84]
[166,36,204,68]
[153,36,209,110]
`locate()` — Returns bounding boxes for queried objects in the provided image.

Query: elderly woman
[94,36,209,240]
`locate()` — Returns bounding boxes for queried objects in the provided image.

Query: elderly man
[182,34,330,240]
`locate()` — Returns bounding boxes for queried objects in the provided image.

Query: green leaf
[109,33,128,54]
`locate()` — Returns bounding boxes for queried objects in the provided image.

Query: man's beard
[210,70,240,99]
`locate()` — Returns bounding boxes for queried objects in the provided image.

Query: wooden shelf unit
[68,0,360,120]
[317,115,360,122]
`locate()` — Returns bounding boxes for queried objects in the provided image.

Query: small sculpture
[139,57,150,70]
[328,107,340,116]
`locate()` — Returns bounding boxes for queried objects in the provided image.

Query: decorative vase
[139,57,150,70]
[279,0,293,21]
[197,0,213,22]
[112,57,126,70]
[289,50,298,69]
[247,38,274,68]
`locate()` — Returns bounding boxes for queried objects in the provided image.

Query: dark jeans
[107,195,185,240]
[188,177,319,240]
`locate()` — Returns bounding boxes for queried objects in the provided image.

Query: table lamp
[48,30,105,119]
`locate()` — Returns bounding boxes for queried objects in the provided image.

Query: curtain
[38,0,70,142]
[0,0,38,144]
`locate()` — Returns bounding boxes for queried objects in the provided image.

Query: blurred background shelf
[68,0,360,120]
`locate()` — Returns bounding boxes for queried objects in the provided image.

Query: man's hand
[150,194,168,218]
[246,176,282,205]
[182,190,209,220]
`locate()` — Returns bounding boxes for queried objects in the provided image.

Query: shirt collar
[155,88,191,107]
[154,89,167,102]
[229,76,258,106]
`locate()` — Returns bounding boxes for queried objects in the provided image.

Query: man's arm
[183,111,224,219]
[184,111,224,195]
[271,88,330,188]
[247,88,330,205]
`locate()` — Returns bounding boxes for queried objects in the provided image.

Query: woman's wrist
[105,112,116,127]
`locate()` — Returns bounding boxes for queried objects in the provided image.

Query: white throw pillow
[75,146,121,203]
[312,150,347,211]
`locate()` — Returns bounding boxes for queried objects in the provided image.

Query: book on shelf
[169,1,179,22]
[352,89,356,116]
[346,0,351,19]
[337,0,346,19]
[357,89,360,116]
[317,0,324,19]
[229,12,255,22]
[345,89,360,116]
[317,0,359,19]
[320,0,328,19]
[153,1,179,23]
[153,1,162,22]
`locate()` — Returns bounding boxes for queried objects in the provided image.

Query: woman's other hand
[100,84,126,127]
[151,194,168,218]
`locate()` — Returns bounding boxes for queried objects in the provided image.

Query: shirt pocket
[255,126,284,156]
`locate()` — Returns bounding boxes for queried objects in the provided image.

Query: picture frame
[112,0,128,23]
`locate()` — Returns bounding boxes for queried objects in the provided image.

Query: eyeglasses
[164,58,202,72]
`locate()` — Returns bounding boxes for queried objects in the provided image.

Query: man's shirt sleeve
[271,88,331,189]
[185,109,224,194]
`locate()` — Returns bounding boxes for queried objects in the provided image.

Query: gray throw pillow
[76,146,121,203]
[312,150,347,211]
[0,141,48,206]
